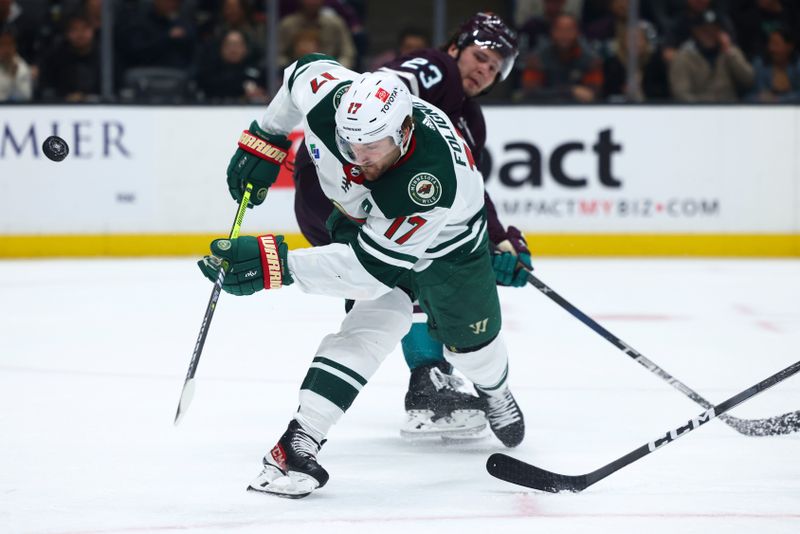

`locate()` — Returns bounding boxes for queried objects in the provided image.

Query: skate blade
[247,467,320,499]
[441,425,490,441]
[401,410,488,441]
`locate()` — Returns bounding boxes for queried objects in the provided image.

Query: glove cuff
[248,120,293,148]
[505,225,530,256]
[247,120,270,138]
[258,234,286,289]
[238,123,290,165]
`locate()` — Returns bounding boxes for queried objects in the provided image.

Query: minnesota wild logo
[408,173,441,206]
[332,83,351,110]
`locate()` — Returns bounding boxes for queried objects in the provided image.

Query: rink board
[1,105,798,257]
[0,232,797,258]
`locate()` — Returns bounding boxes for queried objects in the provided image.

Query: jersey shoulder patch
[407,172,443,207]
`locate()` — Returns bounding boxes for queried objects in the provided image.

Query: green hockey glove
[227,121,292,207]
[492,226,532,287]
[197,234,293,296]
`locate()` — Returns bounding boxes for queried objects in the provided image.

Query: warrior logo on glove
[227,121,292,207]
[259,235,285,289]
[198,234,292,296]
[238,131,289,164]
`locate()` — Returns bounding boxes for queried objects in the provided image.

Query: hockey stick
[173,183,253,425]
[524,272,800,436]
[487,358,800,493]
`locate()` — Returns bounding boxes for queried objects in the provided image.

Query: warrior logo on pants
[469,318,489,334]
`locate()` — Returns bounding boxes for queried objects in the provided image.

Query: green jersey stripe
[426,209,486,255]
[309,361,364,392]
[312,356,368,386]
[470,221,488,253]
[288,65,311,92]
[359,232,418,265]
[352,239,408,287]
[300,367,360,411]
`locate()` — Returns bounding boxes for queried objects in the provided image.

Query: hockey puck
[42,135,69,162]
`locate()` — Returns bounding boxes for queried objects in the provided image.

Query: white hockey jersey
[261,54,488,300]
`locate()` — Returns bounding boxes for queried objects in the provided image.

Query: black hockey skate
[247,420,329,498]
[477,386,525,447]
[401,362,488,441]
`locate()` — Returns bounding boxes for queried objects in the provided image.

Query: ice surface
[1,258,798,534]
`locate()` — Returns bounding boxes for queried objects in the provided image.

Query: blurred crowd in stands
[1,0,799,104]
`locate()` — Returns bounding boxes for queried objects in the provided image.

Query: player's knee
[447,334,498,354]
[330,287,413,359]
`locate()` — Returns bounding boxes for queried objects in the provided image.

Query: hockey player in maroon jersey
[292,13,531,440]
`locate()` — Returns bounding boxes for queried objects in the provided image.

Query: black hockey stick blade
[487,453,590,493]
[487,359,800,493]
[721,410,800,436]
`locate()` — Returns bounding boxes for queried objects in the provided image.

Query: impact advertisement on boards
[480,106,797,233]
[0,106,798,235]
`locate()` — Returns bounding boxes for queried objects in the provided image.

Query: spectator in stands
[602,21,670,101]
[514,0,582,28]
[368,27,430,71]
[0,29,32,101]
[637,0,680,37]
[278,0,356,69]
[82,0,102,33]
[581,0,613,28]
[211,0,266,59]
[748,28,800,102]
[582,0,673,50]
[0,0,42,64]
[38,13,101,102]
[663,0,734,64]
[290,27,322,62]
[395,28,428,57]
[669,10,754,102]
[117,0,197,70]
[196,29,266,103]
[519,13,604,102]
[731,0,800,61]
[517,0,568,54]
[584,0,631,47]
[281,0,366,69]
[327,0,366,70]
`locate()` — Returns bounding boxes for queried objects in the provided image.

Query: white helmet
[335,71,414,165]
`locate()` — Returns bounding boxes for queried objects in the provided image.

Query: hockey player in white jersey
[293,13,528,442]
[198,54,525,498]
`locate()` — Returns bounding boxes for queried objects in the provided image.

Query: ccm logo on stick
[648,408,716,451]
